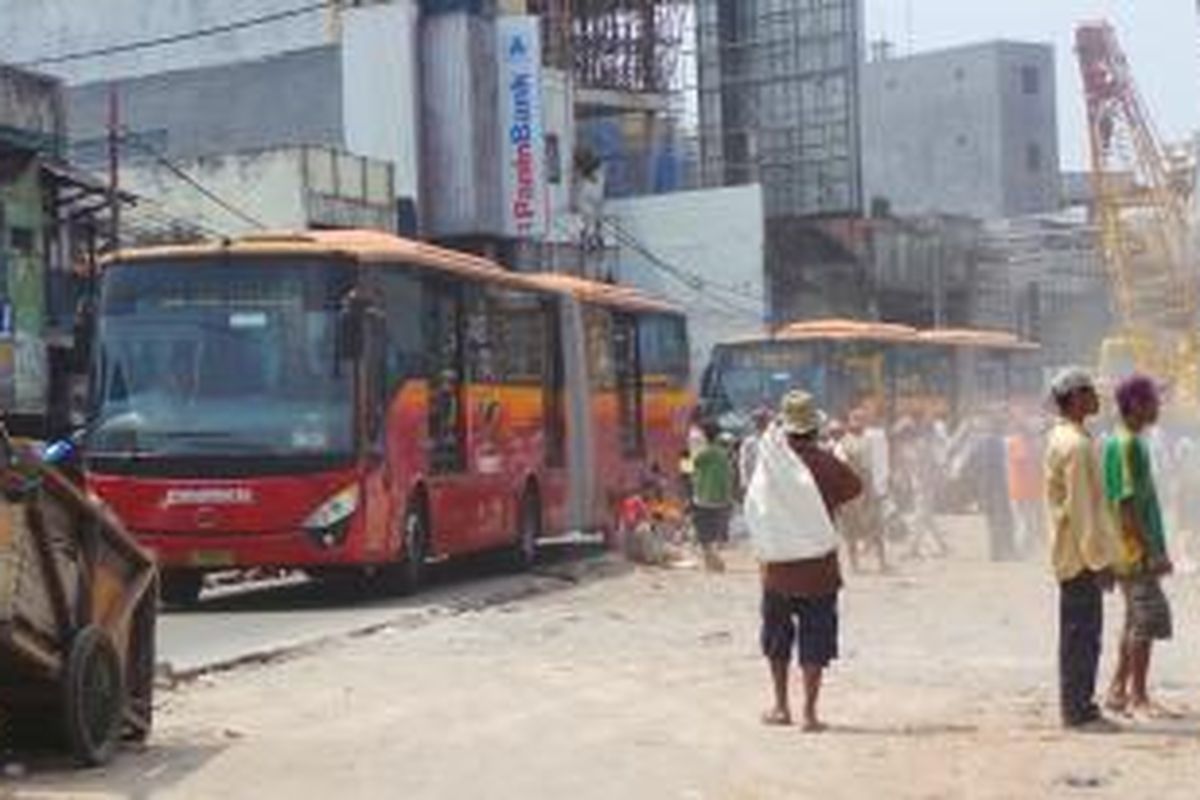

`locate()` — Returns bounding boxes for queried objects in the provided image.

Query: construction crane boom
[1076,21,1199,401]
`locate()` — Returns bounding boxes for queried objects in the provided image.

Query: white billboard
[496,15,548,239]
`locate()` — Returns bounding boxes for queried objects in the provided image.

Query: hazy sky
[864,1,1198,169]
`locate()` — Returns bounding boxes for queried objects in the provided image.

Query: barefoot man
[1045,368,1119,731]
[747,391,862,731]
[1103,375,1175,719]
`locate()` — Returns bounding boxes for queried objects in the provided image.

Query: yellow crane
[1077,21,1199,404]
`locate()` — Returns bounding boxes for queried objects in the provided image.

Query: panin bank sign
[497,16,548,239]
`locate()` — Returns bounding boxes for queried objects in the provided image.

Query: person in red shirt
[1007,416,1045,556]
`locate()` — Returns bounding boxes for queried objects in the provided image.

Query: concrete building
[974,214,1110,368]
[121,146,397,242]
[1,65,115,430]
[862,41,1061,220]
[768,215,979,328]
[1,0,591,265]
[696,0,865,218]
[1,0,421,228]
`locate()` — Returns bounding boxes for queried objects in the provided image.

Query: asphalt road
[156,545,617,677]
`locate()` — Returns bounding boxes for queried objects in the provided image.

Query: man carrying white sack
[745,391,863,732]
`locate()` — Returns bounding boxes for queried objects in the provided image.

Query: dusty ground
[8,516,1200,799]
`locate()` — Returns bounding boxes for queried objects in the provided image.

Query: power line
[19,2,334,68]
[128,201,233,242]
[120,130,268,230]
[603,216,764,305]
[601,218,765,313]
[606,232,765,325]
[591,219,765,323]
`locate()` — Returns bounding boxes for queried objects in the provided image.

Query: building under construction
[529,0,692,197]
[696,0,864,218]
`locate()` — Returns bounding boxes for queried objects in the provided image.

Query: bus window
[613,313,644,458]
[378,268,426,392]
[425,280,466,474]
[489,288,546,384]
[639,313,690,387]
[584,307,615,390]
[465,286,501,384]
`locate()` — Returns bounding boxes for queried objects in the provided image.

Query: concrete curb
[155,552,627,687]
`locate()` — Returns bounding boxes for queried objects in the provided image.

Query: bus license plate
[190,550,234,568]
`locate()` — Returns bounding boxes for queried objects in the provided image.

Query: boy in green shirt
[1103,375,1174,718]
[691,420,734,572]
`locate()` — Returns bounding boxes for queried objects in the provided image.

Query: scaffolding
[529,0,690,95]
[695,0,863,218]
[526,0,692,198]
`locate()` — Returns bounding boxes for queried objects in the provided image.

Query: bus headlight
[303,484,360,547]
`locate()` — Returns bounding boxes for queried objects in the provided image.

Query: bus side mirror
[338,292,368,362]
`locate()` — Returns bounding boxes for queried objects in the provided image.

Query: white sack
[744,423,839,563]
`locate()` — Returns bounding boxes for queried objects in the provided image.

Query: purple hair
[1115,374,1160,418]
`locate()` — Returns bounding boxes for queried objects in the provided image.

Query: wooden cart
[0,438,157,766]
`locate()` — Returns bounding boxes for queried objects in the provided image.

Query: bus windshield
[88,259,355,461]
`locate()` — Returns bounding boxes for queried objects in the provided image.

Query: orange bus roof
[521,273,680,314]
[723,319,1039,351]
[772,319,920,343]
[917,328,1041,351]
[105,229,528,287]
[104,230,678,313]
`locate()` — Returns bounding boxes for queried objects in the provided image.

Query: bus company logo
[162,487,255,509]
[508,71,537,234]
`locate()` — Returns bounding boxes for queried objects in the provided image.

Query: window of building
[1026,143,1043,173]
[953,67,966,82]
[545,134,562,185]
[1021,65,1040,95]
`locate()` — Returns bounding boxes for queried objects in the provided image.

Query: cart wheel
[124,580,158,743]
[63,626,126,766]
[160,571,203,609]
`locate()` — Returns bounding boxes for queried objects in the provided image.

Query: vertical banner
[496,15,548,239]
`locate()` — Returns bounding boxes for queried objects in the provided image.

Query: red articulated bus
[82,230,692,605]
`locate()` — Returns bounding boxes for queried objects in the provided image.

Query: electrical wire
[19,2,335,68]
[602,216,763,305]
[120,130,269,230]
[546,214,763,324]
[600,217,765,311]
[607,235,766,324]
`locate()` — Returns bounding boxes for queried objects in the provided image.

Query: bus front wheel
[394,500,429,595]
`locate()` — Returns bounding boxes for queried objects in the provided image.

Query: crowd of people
[615,368,1198,733]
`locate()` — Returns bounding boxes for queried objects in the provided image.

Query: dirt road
[9,516,1200,799]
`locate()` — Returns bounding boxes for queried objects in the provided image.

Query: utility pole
[932,232,946,328]
[107,86,120,253]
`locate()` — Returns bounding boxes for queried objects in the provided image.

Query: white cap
[1050,367,1095,400]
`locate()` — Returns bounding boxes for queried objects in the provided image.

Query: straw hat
[780,390,821,435]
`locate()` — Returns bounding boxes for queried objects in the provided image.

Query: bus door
[541,298,569,533]
[424,279,477,555]
[543,299,567,470]
[559,296,598,532]
[613,313,645,472]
